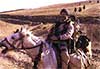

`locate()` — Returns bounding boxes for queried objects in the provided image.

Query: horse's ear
[20,25,28,31]
[14,29,19,33]
[20,27,23,32]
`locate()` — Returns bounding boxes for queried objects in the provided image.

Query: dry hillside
[0,1,100,69]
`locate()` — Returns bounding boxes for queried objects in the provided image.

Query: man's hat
[60,8,68,15]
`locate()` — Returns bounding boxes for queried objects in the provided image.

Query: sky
[0,0,86,12]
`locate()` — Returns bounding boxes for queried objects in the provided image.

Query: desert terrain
[0,1,100,69]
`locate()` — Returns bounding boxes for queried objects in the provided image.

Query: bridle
[0,32,43,50]
[0,28,44,68]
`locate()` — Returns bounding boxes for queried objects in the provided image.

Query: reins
[1,38,16,49]
[0,36,43,50]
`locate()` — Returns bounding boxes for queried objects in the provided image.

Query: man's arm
[60,24,74,40]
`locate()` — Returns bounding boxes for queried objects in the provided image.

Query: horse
[19,27,91,69]
[0,26,91,69]
[0,27,57,69]
[25,36,90,69]
[75,35,92,59]
[21,33,91,69]
[0,27,41,53]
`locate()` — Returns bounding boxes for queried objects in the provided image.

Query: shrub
[74,7,77,12]
[89,0,92,3]
[97,0,99,3]
[83,5,86,9]
[78,7,82,12]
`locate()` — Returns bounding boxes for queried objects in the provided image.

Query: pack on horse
[75,32,92,59]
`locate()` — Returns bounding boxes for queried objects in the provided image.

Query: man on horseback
[47,8,75,69]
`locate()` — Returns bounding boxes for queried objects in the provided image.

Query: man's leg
[52,43,62,69]
[61,47,70,63]
[60,46,70,69]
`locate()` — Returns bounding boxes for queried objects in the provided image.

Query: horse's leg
[33,46,43,69]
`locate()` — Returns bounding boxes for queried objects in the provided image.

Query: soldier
[47,8,76,69]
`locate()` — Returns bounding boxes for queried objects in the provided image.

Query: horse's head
[20,27,42,46]
[1,26,42,50]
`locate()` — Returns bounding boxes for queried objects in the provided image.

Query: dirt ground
[0,1,100,69]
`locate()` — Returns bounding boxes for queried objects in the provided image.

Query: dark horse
[75,35,92,58]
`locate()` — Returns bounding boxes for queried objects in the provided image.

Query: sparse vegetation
[83,5,86,9]
[97,0,99,3]
[89,0,92,3]
[74,7,77,12]
[78,7,82,12]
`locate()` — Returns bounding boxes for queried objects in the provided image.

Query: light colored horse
[0,27,57,69]
[23,33,91,69]
[0,27,91,69]
[0,27,41,53]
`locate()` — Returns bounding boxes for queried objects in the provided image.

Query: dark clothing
[52,39,74,54]
[76,35,90,53]
[54,22,68,37]
[52,40,67,69]
[47,20,74,69]
[47,22,68,41]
